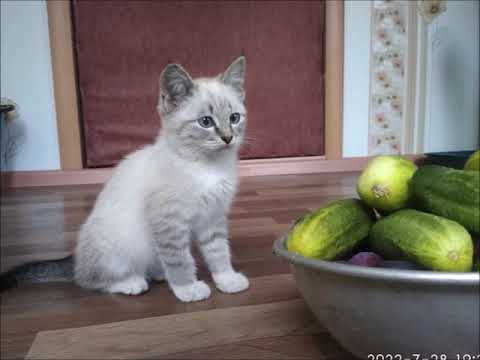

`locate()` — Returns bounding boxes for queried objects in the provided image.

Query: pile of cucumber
[287,151,480,272]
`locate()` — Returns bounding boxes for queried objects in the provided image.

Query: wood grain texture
[1,274,300,359]
[160,334,355,360]
[46,1,83,170]
[1,173,359,359]
[3,155,425,188]
[26,300,317,359]
[324,0,344,160]
[2,156,374,188]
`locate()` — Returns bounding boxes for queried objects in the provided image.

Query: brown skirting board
[1,155,424,189]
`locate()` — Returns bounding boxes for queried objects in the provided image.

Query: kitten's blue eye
[198,116,214,128]
[230,113,241,124]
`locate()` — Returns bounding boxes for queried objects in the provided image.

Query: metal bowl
[273,236,480,359]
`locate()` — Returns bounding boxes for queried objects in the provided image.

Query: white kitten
[74,57,249,302]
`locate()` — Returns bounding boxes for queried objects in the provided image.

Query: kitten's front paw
[107,276,149,295]
[213,271,250,294]
[170,281,211,302]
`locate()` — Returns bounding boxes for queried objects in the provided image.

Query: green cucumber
[370,209,473,272]
[411,165,480,233]
[287,199,374,260]
[464,150,480,171]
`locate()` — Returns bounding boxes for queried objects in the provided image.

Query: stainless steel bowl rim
[273,236,480,286]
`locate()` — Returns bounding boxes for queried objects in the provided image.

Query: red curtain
[72,0,325,167]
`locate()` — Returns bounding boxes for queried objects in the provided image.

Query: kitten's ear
[220,56,246,100]
[159,64,194,111]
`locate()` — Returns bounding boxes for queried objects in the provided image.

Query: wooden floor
[0,172,359,359]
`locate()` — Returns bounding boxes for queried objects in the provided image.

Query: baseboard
[2,168,113,188]
[2,155,424,188]
[238,156,366,176]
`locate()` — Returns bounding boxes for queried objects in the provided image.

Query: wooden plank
[1,156,410,188]
[238,156,363,177]
[5,155,425,188]
[3,168,112,188]
[1,274,298,315]
[1,274,298,358]
[46,1,83,169]
[157,333,352,360]
[26,299,316,359]
[324,1,344,160]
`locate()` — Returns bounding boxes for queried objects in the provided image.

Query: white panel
[423,0,479,153]
[342,1,372,157]
[1,0,60,170]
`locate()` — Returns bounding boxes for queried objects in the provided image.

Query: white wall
[342,1,371,158]
[423,0,479,153]
[1,0,60,171]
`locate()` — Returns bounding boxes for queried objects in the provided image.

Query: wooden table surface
[1,172,359,359]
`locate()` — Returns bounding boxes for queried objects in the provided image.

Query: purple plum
[348,252,384,267]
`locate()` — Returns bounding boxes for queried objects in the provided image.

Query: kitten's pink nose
[221,135,233,144]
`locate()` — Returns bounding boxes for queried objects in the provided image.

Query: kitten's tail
[0,255,74,292]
